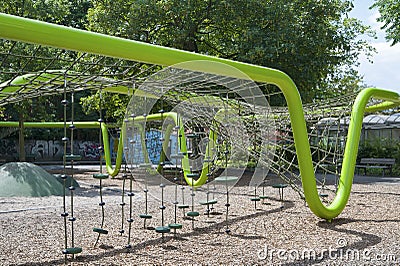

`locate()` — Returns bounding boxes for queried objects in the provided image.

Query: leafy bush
[358,138,400,175]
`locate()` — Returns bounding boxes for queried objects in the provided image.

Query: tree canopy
[372,0,400,45]
[0,0,90,27]
[0,0,96,141]
[87,0,374,102]
[1,0,376,123]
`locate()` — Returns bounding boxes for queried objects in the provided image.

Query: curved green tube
[128,112,216,187]
[2,13,400,218]
[0,121,100,129]
[303,88,400,219]
[101,122,124,177]
[156,123,174,173]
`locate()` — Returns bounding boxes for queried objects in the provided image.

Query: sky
[350,0,400,91]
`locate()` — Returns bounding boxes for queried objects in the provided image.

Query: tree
[371,0,400,45]
[87,0,243,55]
[0,0,377,124]
[0,0,92,160]
[0,0,91,27]
[237,1,375,101]
[86,0,374,103]
[80,91,130,124]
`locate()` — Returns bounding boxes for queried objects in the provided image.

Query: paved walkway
[316,172,400,185]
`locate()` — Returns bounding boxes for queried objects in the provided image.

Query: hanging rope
[126,112,136,249]
[154,100,171,237]
[61,80,82,258]
[93,89,109,247]
[60,75,69,262]
[119,145,128,236]
[168,119,183,235]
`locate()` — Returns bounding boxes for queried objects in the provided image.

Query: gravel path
[0,168,399,265]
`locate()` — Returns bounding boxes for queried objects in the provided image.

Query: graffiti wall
[0,139,103,161]
[0,139,17,160]
[0,130,179,162]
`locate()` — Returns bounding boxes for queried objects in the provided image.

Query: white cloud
[367,10,383,32]
[351,0,400,92]
[359,42,400,90]
[367,9,388,40]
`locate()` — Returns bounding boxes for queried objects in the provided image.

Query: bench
[355,158,395,176]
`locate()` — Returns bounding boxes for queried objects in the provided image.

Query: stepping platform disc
[186,173,200,178]
[199,199,218,205]
[214,176,238,183]
[186,211,200,217]
[250,198,261,202]
[93,228,108,234]
[139,214,153,219]
[168,223,183,229]
[319,193,329,198]
[259,196,269,199]
[272,184,288,189]
[93,173,109,179]
[64,154,82,161]
[155,226,170,233]
[63,247,82,255]
[186,133,200,138]
[139,163,152,168]
[178,204,189,209]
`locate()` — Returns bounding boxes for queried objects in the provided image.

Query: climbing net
[124,61,275,204]
[0,37,391,202]
[4,14,400,264]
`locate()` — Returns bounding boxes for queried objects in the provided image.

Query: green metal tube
[2,13,400,218]
[0,121,100,128]
[101,122,124,177]
[0,13,292,85]
[307,88,400,219]
[156,124,174,173]
[129,112,213,187]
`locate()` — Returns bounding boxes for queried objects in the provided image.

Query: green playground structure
[1,12,400,220]
[0,111,217,187]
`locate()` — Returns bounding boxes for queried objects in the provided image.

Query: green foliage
[87,0,374,102]
[358,138,399,159]
[237,1,374,101]
[0,0,377,127]
[0,0,91,27]
[358,138,400,175]
[87,0,245,54]
[80,91,130,124]
[372,0,400,45]
[0,0,92,139]
[2,95,63,140]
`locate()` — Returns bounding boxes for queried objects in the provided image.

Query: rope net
[0,38,392,202]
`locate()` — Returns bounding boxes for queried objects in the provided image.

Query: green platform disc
[155,226,170,233]
[168,223,182,229]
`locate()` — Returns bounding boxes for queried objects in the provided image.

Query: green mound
[53,174,80,188]
[0,162,76,197]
